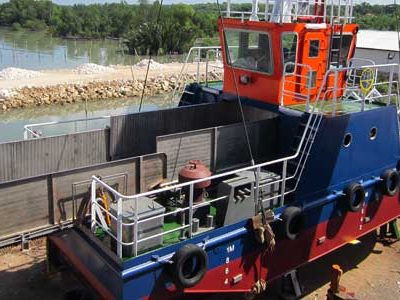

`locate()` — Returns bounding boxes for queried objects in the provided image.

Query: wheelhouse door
[300,32,328,104]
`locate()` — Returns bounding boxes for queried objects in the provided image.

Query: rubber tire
[281,206,305,241]
[169,244,208,288]
[381,169,400,196]
[344,183,365,212]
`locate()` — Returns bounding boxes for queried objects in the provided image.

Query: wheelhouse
[219,0,359,107]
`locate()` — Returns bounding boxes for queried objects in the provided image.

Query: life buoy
[169,244,208,288]
[281,206,305,241]
[381,169,400,196]
[344,183,365,212]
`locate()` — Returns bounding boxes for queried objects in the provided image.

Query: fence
[0,153,166,247]
[157,118,278,181]
[109,102,275,160]
[0,129,110,183]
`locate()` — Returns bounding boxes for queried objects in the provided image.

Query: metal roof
[357,30,400,52]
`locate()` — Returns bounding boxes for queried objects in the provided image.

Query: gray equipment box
[110,196,165,256]
[216,170,280,226]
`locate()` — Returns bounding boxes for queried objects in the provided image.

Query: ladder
[328,23,344,68]
[287,110,323,190]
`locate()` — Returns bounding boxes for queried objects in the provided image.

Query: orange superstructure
[218,3,359,107]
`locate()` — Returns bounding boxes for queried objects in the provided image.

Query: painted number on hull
[227,245,235,253]
[224,244,235,285]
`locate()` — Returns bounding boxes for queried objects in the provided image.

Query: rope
[138,0,165,112]
[215,0,255,167]
[215,0,269,230]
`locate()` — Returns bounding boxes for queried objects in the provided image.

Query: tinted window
[225,30,273,74]
[309,40,320,57]
[282,33,298,73]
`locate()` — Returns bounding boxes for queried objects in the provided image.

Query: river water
[0,27,135,70]
[0,27,183,70]
[0,94,174,143]
[0,27,181,143]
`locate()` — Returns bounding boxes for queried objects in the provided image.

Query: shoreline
[0,63,222,111]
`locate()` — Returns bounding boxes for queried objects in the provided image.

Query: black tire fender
[281,206,305,241]
[169,244,208,288]
[381,169,400,196]
[344,183,365,212]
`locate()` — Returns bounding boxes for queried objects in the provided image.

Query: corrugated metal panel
[0,129,109,183]
[156,118,279,179]
[216,119,278,172]
[110,102,274,160]
[0,177,50,237]
[0,153,166,242]
[140,153,167,191]
[52,161,137,223]
[157,129,214,181]
[0,142,15,182]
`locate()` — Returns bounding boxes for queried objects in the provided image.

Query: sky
[0,0,397,5]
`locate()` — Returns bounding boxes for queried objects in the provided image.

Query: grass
[289,101,384,114]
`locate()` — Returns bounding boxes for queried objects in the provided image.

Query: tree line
[0,0,398,55]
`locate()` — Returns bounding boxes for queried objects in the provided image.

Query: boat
[46,1,400,299]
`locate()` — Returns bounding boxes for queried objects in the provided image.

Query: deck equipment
[45,1,400,299]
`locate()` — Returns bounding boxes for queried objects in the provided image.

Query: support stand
[379,219,400,244]
[280,269,302,299]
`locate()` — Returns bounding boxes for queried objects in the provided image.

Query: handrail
[23,116,111,139]
[223,0,355,24]
[171,46,222,104]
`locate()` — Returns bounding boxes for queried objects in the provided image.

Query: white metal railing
[281,62,314,111]
[171,46,223,104]
[23,116,110,140]
[224,0,355,24]
[282,62,400,115]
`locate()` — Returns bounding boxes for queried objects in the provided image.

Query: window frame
[224,28,274,76]
[281,31,299,73]
[308,39,320,58]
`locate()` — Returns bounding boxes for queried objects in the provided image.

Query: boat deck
[289,101,385,114]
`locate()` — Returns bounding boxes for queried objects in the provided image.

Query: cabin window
[330,34,353,67]
[309,40,320,58]
[282,33,298,73]
[224,29,273,74]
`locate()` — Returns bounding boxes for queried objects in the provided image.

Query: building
[355,30,400,69]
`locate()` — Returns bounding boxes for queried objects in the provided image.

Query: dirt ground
[0,228,399,300]
[0,62,210,90]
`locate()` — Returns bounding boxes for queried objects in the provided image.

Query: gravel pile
[133,59,164,70]
[0,89,16,99]
[74,63,115,75]
[0,68,42,80]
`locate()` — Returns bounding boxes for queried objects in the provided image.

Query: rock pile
[0,67,42,80]
[74,63,115,75]
[133,59,164,70]
[0,71,222,111]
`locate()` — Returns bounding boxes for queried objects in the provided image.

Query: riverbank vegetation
[0,0,398,55]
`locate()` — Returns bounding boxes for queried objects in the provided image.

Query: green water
[0,94,174,143]
[0,27,184,70]
[0,27,134,70]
